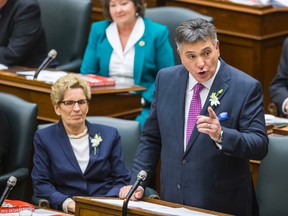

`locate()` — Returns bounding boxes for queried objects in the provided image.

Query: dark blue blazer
[131,59,268,215]
[32,120,130,210]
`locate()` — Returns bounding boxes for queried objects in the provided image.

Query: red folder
[79,74,116,87]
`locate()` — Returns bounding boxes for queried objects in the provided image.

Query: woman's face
[0,0,8,8]
[109,0,137,26]
[54,88,89,130]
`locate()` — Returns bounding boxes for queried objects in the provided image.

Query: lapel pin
[139,40,145,46]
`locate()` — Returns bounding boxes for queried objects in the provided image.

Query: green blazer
[81,18,175,128]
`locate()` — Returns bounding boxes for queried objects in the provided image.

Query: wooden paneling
[0,70,145,122]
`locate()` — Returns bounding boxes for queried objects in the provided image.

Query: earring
[135,12,139,17]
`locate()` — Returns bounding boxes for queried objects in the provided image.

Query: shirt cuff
[62,198,74,213]
[282,98,288,114]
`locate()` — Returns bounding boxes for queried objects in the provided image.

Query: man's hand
[119,185,144,201]
[197,107,222,142]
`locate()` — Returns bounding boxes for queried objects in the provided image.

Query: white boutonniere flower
[90,133,102,155]
[209,89,223,107]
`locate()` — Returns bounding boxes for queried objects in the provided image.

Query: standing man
[0,0,47,67]
[119,18,268,215]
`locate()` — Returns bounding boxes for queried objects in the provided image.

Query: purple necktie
[186,83,204,144]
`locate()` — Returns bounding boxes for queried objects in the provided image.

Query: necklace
[68,127,88,139]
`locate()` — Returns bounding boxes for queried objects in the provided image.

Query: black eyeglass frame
[59,99,89,107]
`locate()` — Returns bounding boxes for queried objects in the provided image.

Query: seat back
[88,116,141,170]
[37,0,92,72]
[38,116,141,170]
[256,135,288,216]
[145,6,213,65]
[0,93,37,200]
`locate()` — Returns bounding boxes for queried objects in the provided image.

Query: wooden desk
[0,70,145,122]
[159,0,288,111]
[74,197,231,216]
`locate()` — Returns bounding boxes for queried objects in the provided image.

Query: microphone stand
[122,170,147,216]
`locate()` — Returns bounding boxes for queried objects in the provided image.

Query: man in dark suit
[0,0,47,67]
[270,37,288,117]
[119,18,268,215]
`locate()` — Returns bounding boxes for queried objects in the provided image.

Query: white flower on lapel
[209,89,223,107]
[90,133,102,155]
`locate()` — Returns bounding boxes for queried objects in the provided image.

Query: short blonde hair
[50,73,91,105]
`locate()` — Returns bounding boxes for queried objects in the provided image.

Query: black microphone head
[48,49,57,59]
[7,176,17,187]
[137,170,147,181]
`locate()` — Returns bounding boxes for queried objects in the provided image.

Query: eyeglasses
[59,99,89,107]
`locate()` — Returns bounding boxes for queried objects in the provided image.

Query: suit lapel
[134,36,146,85]
[176,67,189,154]
[55,122,83,174]
[184,59,230,155]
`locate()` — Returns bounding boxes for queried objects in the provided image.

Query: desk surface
[0,70,145,122]
[74,197,231,216]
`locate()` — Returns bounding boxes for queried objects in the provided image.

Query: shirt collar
[106,17,145,54]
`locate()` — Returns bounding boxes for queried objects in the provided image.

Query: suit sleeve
[31,132,69,209]
[105,131,131,196]
[221,81,268,160]
[0,2,44,65]
[269,37,288,115]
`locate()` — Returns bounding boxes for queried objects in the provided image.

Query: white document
[92,199,215,216]
[265,114,288,126]
[0,63,8,70]
[16,70,68,84]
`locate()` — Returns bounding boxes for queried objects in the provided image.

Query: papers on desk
[228,0,270,5]
[16,70,68,84]
[0,63,8,70]
[265,114,288,126]
[92,198,215,216]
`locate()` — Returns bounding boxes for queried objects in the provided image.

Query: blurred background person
[80,0,175,128]
[0,111,9,174]
[270,37,288,117]
[0,0,47,67]
[32,74,130,213]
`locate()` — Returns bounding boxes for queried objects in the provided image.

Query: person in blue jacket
[80,0,175,128]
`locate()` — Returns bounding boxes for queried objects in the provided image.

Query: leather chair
[34,116,158,207]
[0,93,37,201]
[145,6,213,65]
[37,0,92,72]
[256,135,288,215]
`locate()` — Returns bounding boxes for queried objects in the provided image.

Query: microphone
[122,170,147,216]
[33,49,57,80]
[0,176,17,207]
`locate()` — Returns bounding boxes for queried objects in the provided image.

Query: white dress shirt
[106,17,145,85]
[184,60,221,150]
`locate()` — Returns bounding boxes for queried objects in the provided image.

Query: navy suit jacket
[131,59,268,215]
[0,0,47,67]
[270,37,288,116]
[32,120,130,210]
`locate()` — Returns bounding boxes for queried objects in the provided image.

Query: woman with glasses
[31,73,130,214]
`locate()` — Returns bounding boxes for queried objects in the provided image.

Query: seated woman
[80,0,175,128]
[31,74,130,213]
